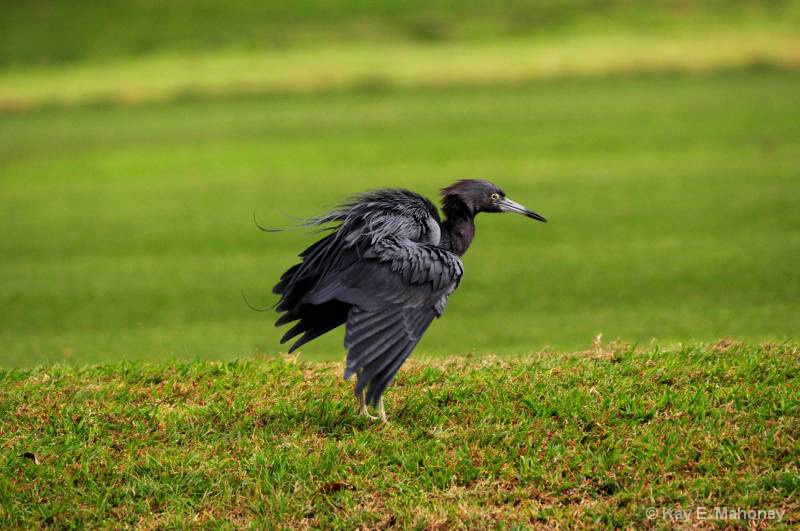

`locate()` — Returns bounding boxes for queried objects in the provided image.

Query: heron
[269,179,546,422]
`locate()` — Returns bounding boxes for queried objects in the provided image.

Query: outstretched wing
[273,188,463,404]
[275,189,443,351]
[345,305,437,406]
[306,237,463,405]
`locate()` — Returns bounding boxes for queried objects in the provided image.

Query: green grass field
[4,0,798,68]
[2,69,799,367]
[3,26,799,111]
[2,1,799,528]
[1,342,797,527]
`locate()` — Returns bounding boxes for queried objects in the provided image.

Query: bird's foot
[377,397,388,424]
[358,404,380,421]
[358,390,380,421]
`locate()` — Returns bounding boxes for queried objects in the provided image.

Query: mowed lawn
[0,342,797,527]
[1,70,799,367]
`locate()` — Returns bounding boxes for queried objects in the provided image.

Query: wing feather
[272,188,463,404]
[332,239,462,404]
[362,307,437,405]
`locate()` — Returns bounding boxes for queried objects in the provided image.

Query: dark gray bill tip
[499,197,547,223]
[525,210,548,223]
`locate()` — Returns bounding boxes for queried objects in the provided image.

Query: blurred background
[1,1,798,367]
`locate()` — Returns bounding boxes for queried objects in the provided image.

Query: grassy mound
[1,341,796,527]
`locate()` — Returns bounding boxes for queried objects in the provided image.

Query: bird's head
[440,179,547,222]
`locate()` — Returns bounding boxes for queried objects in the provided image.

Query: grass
[2,69,799,367]
[0,341,797,527]
[2,25,799,111]
[3,0,797,68]
[1,1,798,367]
[3,3,797,526]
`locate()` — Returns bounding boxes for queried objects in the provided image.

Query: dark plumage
[269,179,546,421]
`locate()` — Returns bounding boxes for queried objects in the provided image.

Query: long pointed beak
[499,197,547,223]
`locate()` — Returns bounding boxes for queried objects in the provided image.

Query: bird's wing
[311,188,442,248]
[305,236,463,405]
[274,189,445,353]
[345,304,437,405]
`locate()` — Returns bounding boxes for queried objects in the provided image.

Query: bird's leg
[356,370,379,421]
[377,396,388,424]
[358,389,379,420]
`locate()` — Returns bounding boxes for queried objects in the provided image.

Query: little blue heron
[269,180,546,422]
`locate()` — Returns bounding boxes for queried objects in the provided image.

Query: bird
[269,179,546,422]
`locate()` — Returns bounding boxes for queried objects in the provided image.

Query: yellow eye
[490,193,500,201]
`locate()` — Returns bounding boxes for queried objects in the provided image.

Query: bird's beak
[499,197,547,222]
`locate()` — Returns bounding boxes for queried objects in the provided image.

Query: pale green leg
[358,388,379,421]
[376,396,388,424]
[356,369,388,423]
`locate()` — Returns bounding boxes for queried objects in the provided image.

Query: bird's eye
[490,193,500,201]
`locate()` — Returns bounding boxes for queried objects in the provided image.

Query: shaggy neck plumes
[439,196,476,256]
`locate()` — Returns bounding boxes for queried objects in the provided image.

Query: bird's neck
[440,201,475,256]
